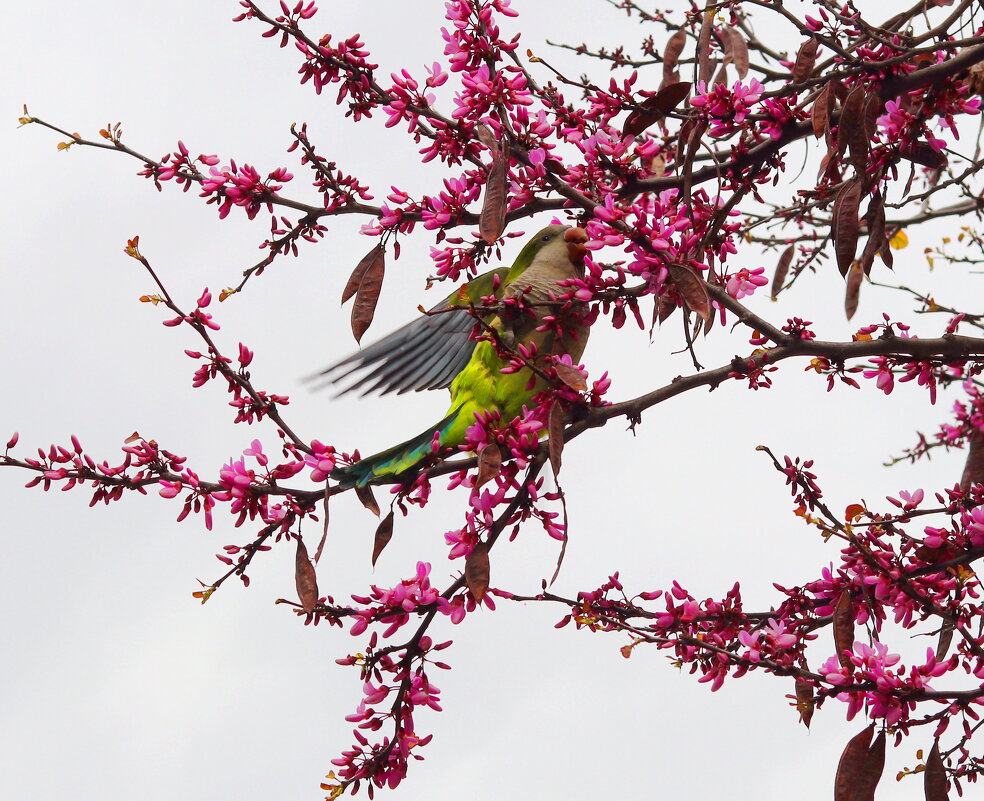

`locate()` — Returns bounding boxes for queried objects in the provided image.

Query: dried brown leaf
[845,261,863,321]
[847,91,877,174]
[655,294,676,325]
[342,244,384,305]
[833,588,856,672]
[792,38,820,83]
[676,119,694,164]
[696,8,715,85]
[371,510,394,567]
[314,487,330,565]
[355,484,380,517]
[666,263,711,322]
[723,28,749,78]
[900,141,948,170]
[548,400,565,477]
[795,679,815,728]
[465,541,490,602]
[837,86,865,161]
[350,248,386,343]
[554,362,587,391]
[834,725,874,801]
[965,60,984,95]
[862,93,883,141]
[295,537,319,613]
[936,620,955,662]
[476,443,502,489]
[855,731,886,801]
[622,82,692,136]
[859,191,886,276]
[480,153,507,243]
[771,245,794,299]
[475,123,498,154]
[925,739,949,801]
[662,29,687,81]
[961,428,984,489]
[832,179,862,277]
[812,84,832,139]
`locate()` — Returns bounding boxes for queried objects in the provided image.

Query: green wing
[318,266,509,397]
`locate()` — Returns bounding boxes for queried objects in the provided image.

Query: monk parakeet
[322,224,590,487]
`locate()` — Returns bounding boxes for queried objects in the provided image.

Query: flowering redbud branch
[132,249,311,452]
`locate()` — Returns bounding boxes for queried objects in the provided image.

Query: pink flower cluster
[691,79,764,139]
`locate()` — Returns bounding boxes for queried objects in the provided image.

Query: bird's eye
[540,234,552,242]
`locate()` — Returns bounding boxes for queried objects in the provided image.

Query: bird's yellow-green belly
[442,341,543,446]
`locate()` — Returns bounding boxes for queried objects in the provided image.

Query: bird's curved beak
[564,226,589,262]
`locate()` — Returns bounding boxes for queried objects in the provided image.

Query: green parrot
[322,223,590,488]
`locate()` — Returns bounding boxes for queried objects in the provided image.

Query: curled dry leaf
[314,487,330,564]
[350,247,386,343]
[861,93,883,141]
[812,84,832,139]
[655,294,676,325]
[554,362,587,391]
[676,119,694,164]
[622,81,692,137]
[548,400,565,477]
[859,191,886,276]
[474,123,498,154]
[371,510,394,567]
[924,739,949,801]
[651,80,693,113]
[833,588,856,672]
[832,179,862,277]
[465,541,490,602]
[355,484,381,517]
[666,263,712,322]
[846,89,876,173]
[696,8,715,85]
[722,28,749,78]
[845,261,863,321]
[960,428,984,490]
[792,38,820,83]
[480,153,507,244]
[855,731,886,801]
[342,244,384,305]
[837,86,865,161]
[475,442,502,488]
[936,620,955,662]
[771,244,795,299]
[900,140,949,170]
[295,537,319,613]
[662,29,687,82]
[794,679,814,728]
[878,226,895,269]
[965,60,984,95]
[834,725,874,801]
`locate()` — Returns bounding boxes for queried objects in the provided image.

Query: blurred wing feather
[318,301,480,396]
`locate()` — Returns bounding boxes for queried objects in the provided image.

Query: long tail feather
[331,413,457,488]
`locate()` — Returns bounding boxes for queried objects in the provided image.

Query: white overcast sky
[1,2,973,800]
